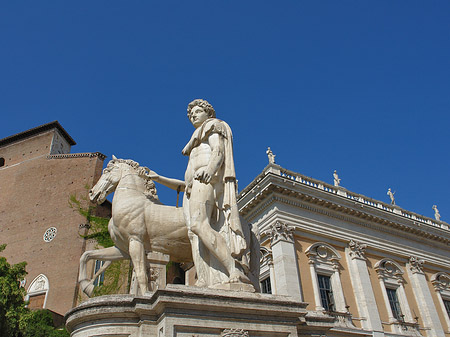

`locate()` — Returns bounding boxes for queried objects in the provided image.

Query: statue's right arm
[149,171,185,192]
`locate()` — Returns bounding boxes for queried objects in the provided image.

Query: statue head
[187,99,216,119]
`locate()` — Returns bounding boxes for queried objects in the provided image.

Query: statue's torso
[184,139,224,189]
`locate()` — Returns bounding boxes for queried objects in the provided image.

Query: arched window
[431,272,450,330]
[259,247,274,294]
[305,242,347,313]
[374,259,414,333]
[26,274,49,309]
[0,157,5,167]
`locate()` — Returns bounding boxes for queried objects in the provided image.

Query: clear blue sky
[1,1,449,222]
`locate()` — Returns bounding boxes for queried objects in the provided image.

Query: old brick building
[0,121,109,316]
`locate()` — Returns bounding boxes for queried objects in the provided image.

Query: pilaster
[265,221,303,300]
[345,240,384,334]
[407,257,445,337]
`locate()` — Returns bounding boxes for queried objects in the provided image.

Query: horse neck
[116,168,147,194]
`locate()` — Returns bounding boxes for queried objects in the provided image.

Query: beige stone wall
[0,130,106,315]
[294,236,363,328]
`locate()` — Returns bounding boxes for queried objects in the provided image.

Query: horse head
[90,155,159,204]
[89,155,123,204]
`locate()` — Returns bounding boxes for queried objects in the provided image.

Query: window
[386,288,403,321]
[432,272,450,330]
[26,274,49,309]
[444,299,450,319]
[261,277,272,294]
[375,258,414,333]
[0,157,4,167]
[306,243,347,312]
[318,274,335,312]
[259,246,274,295]
[93,260,105,286]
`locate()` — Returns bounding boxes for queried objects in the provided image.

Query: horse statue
[78,156,261,296]
[78,156,191,296]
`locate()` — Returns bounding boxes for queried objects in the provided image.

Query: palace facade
[238,161,450,336]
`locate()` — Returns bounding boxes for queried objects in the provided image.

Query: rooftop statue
[151,99,258,291]
[333,170,341,187]
[266,147,276,164]
[432,205,441,221]
[387,188,396,205]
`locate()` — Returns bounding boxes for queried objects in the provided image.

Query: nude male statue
[150,99,251,289]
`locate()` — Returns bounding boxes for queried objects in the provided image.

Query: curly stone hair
[187,99,216,119]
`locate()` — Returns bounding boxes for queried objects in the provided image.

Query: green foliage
[0,245,68,337]
[0,244,28,337]
[70,190,129,295]
[19,310,69,337]
[92,260,131,297]
[69,189,113,248]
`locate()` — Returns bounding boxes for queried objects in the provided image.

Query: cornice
[238,172,449,246]
[0,121,76,147]
[47,152,107,160]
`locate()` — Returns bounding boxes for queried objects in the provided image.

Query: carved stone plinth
[65,285,333,337]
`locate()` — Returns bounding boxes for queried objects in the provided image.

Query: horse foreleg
[79,246,129,297]
[129,238,148,295]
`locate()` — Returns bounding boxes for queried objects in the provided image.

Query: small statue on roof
[387,188,396,205]
[432,205,441,221]
[333,170,341,187]
[266,147,276,164]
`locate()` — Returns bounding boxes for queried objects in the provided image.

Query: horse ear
[112,155,117,160]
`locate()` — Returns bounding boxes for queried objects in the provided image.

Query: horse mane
[107,158,159,202]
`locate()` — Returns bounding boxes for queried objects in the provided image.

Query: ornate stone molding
[47,152,106,160]
[305,242,341,268]
[408,256,425,274]
[431,272,450,292]
[374,259,404,283]
[221,329,249,337]
[348,240,367,260]
[264,221,294,245]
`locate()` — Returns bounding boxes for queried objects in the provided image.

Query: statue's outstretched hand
[148,170,159,182]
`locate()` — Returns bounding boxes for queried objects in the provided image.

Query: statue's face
[189,106,209,128]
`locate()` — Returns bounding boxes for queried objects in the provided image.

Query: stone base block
[65,285,333,337]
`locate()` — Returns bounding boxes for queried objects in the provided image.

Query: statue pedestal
[65,285,333,336]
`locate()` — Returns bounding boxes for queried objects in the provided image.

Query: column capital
[408,256,425,275]
[348,240,367,260]
[265,221,295,246]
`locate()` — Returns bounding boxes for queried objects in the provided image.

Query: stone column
[266,221,303,301]
[407,257,445,337]
[345,240,384,336]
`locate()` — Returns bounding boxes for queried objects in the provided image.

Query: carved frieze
[348,240,367,260]
[221,328,249,337]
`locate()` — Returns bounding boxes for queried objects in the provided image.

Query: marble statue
[387,188,396,205]
[78,156,191,296]
[151,99,256,291]
[333,170,341,187]
[432,205,441,221]
[266,147,276,164]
